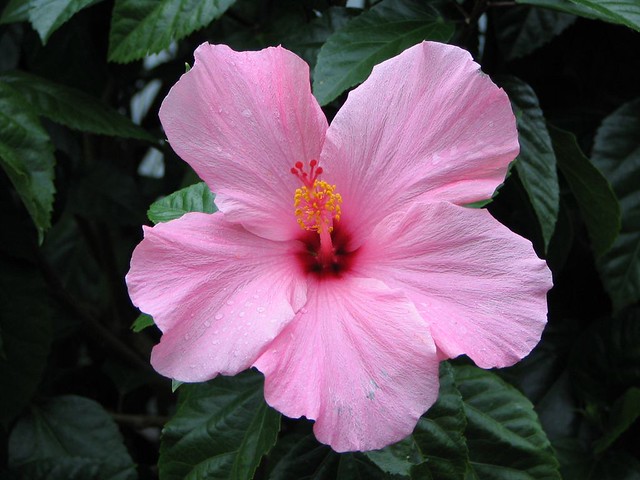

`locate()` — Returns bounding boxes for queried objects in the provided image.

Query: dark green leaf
[550,124,620,257]
[0,258,52,426]
[159,370,280,480]
[494,6,575,60]
[268,434,337,480]
[455,365,561,479]
[108,0,236,63]
[594,387,640,454]
[313,0,454,105]
[368,363,559,479]
[171,379,183,392]
[0,71,156,141]
[0,0,30,24]
[8,395,136,479]
[569,310,640,407]
[28,0,101,43]
[556,440,640,480]
[282,7,354,71]
[592,98,640,310]
[147,182,217,224]
[518,0,640,32]
[131,313,154,332]
[0,82,55,242]
[501,76,559,251]
[367,363,467,479]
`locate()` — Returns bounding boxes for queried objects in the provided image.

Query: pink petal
[253,277,439,452]
[359,202,552,369]
[320,41,518,245]
[159,44,328,241]
[126,213,307,382]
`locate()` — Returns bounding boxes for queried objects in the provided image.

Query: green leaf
[0,71,155,141]
[501,76,559,251]
[594,387,640,454]
[367,363,559,479]
[131,313,154,332]
[494,6,576,60]
[313,0,454,106]
[147,182,217,224]
[517,0,640,32]
[550,124,621,257]
[455,366,561,479]
[8,395,136,479]
[28,0,101,43]
[159,370,281,480]
[0,82,55,242]
[0,258,52,427]
[556,440,640,480]
[171,379,183,392]
[108,0,236,63]
[367,362,467,479]
[0,0,30,23]
[592,98,640,311]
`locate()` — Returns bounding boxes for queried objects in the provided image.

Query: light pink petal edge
[320,41,519,245]
[253,277,439,452]
[126,212,307,382]
[160,43,328,241]
[359,202,552,369]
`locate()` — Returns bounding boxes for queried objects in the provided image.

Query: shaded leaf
[569,310,640,407]
[159,370,280,480]
[313,0,454,105]
[551,124,620,257]
[147,182,217,224]
[0,82,55,242]
[501,76,559,251]
[592,98,640,310]
[0,71,155,141]
[0,0,30,24]
[282,7,354,71]
[28,0,101,43]
[8,395,136,480]
[108,0,236,63]
[518,0,640,32]
[494,5,575,60]
[594,387,640,454]
[0,258,52,426]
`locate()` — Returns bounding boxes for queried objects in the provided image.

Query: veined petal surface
[360,202,552,368]
[159,44,328,241]
[320,41,518,244]
[253,277,439,452]
[126,212,307,382]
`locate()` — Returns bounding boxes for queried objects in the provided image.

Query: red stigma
[291,159,323,188]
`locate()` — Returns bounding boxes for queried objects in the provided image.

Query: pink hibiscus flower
[126,41,552,452]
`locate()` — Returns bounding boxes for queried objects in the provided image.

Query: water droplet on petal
[204,320,211,327]
[215,313,223,320]
[257,307,265,313]
[239,311,245,318]
[226,299,234,306]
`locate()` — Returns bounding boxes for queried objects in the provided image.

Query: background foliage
[0,0,639,478]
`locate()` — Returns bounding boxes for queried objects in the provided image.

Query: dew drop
[215,313,223,320]
[204,320,211,327]
[238,311,245,318]
[252,294,259,300]
[300,307,308,314]
[226,299,234,306]
[184,333,190,340]
[257,306,266,313]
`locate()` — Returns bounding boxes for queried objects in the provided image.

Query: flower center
[291,160,344,272]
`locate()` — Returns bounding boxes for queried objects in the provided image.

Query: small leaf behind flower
[147,182,217,224]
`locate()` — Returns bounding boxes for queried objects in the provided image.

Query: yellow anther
[293,180,342,233]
